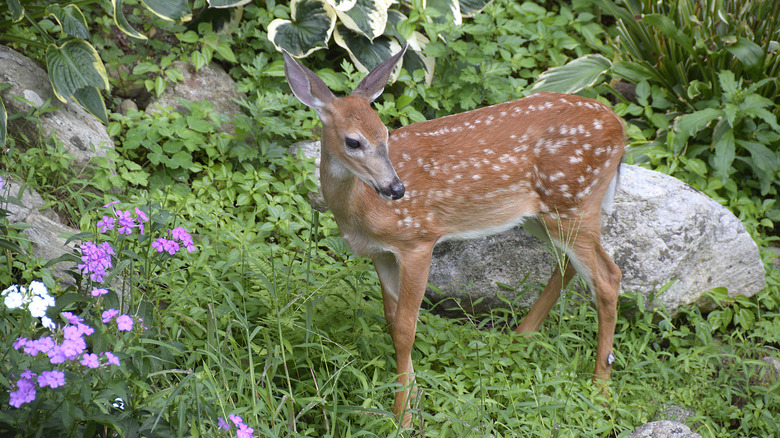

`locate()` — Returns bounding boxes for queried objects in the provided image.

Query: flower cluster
[152,227,196,255]
[77,241,115,283]
[218,414,255,438]
[2,281,56,329]
[6,283,131,408]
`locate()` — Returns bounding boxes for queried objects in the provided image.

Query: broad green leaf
[111,0,148,40]
[671,107,721,154]
[459,0,492,17]
[335,0,392,40]
[267,0,336,57]
[73,85,108,124]
[46,40,109,103]
[327,0,358,11]
[726,37,764,72]
[717,70,739,99]
[8,0,24,22]
[207,0,252,7]
[141,0,192,22]
[712,127,735,182]
[738,140,780,194]
[333,24,403,74]
[529,54,612,94]
[427,0,462,24]
[0,97,6,147]
[46,5,90,40]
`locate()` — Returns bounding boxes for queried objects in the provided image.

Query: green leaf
[207,0,252,7]
[46,5,90,40]
[111,0,147,40]
[335,0,392,40]
[333,24,403,73]
[141,0,192,22]
[427,0,462,24]
[459,0,492,17]
[385,10,434,85]
[46,39,109,103]
[529,54,612,94]
[641,14,695,56]
[73,85,108,124]
[717,70,739,99]
[0,97,6,147]
[8,0,24,22]
[726,37,764,73]
[712,127,735,182]
[671,107,722,154]
[267,0,336,57]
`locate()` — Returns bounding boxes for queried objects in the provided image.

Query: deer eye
[345,137,361,149]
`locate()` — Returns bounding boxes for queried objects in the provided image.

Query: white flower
[28,296,50,318]
[41,315,56,330]
[28,281,48,298]
[3,290,24,309]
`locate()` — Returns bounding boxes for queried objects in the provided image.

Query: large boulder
[291,140,765,315]
[0,45,114,171]
[627,421,701,438]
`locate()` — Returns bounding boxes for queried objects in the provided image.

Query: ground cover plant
[1,0,779,436]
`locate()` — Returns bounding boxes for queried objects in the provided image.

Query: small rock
[628,421,701,438]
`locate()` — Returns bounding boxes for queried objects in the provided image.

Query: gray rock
[628,421,700,438]
[654,404,696,424]
[290,140,766,315]
[0,45,114,171]
[146,61,245,134]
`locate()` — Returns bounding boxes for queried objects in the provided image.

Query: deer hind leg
[373,245,435,427]
[534,215,621,380]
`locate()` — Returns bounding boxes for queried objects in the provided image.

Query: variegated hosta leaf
[335,0,392,41]
[111,0,147,40]
[327,0,358,12]
[46,40,110,124]
[73,86,109,125]
[0,97,6,147]
[529,54,613,94]
[268,0,336,57]
[46,40,109,101]
[140,0,192,22]
[459,0,492,17]
[46,5,90,41]
[333,24,403,76]
[207,0,252,8]
[9,0,24,22]
[385,10,434,85]
[427,0,462,25]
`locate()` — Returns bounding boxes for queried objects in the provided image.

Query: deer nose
[388,180,405,200]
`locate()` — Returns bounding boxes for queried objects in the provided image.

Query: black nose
[389,181,405,200]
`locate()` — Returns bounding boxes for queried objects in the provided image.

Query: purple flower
[91,288,109,297]
[115,210,135,235]
[102,308,119,323]
[22,336,55,357]
[152,238,167,253]
[81,353,100,368]
[78,241,114,283]
[47,345,67,364]
[9,374,36,408]
[116,314,134,331]
[60,337,87,359]
[103,200,120,208]
[97,215,115,233]
[38,370,65,388]
[0,176,4,190]
[13,337,27,350]
[162,239,180,255]
[103,351,121,366]
[218,417,230,430]
[135,208,149,234]
[171,227,196,252]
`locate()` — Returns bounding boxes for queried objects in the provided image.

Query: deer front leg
[374,244,434,427]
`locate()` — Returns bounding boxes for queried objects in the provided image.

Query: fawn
[283,46,624,426]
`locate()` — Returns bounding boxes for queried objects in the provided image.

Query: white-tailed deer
[283,46,624,427]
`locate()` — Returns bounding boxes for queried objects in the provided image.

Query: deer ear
[351,44,408,103]
[283,50,336,112]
